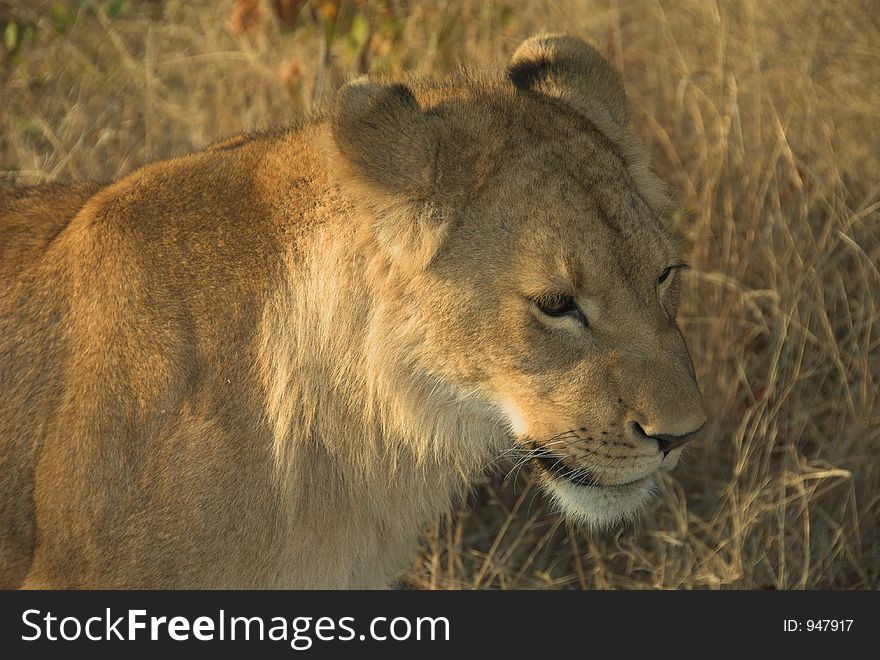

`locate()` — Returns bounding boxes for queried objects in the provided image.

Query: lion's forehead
[430,84,675,282]
[478,159,673,277]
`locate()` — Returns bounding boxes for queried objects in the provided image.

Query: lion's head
[330,34,706,528]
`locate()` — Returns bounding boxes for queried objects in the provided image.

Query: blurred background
[1,0,878,589]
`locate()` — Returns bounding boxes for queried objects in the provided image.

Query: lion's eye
[658,263,688,286]
[536,295,587,325]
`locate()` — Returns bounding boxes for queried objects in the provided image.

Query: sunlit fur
[0,34,704,588]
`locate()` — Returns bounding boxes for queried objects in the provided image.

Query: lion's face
[332,34,705,527]
[422,134,705,527]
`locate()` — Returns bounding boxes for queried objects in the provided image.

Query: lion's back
[0,181,103,587]
[0,183,101,266]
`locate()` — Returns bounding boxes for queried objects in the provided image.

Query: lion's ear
[508,33,629,144]
[331,78,439,195]
[508,34,668,213]
[331,78,447,269]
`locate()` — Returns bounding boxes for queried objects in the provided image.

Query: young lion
[0,34,705,588]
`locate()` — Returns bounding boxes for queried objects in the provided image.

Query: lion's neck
[255,223,502,585]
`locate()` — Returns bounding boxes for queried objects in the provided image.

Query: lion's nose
[629,419,706,456]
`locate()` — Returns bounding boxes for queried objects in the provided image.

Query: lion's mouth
[530,449,645,489]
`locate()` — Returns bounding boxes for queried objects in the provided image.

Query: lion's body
[0,129,494,588]
[0,35,705,589]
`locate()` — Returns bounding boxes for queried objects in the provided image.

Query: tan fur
[0,34,705,588]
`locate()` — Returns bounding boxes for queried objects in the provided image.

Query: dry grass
[2,0,877,589]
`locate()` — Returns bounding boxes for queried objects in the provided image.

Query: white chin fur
[543,474,658,529]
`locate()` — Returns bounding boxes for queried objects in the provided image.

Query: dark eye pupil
[539,296,577,317]
[658,268,672,284]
